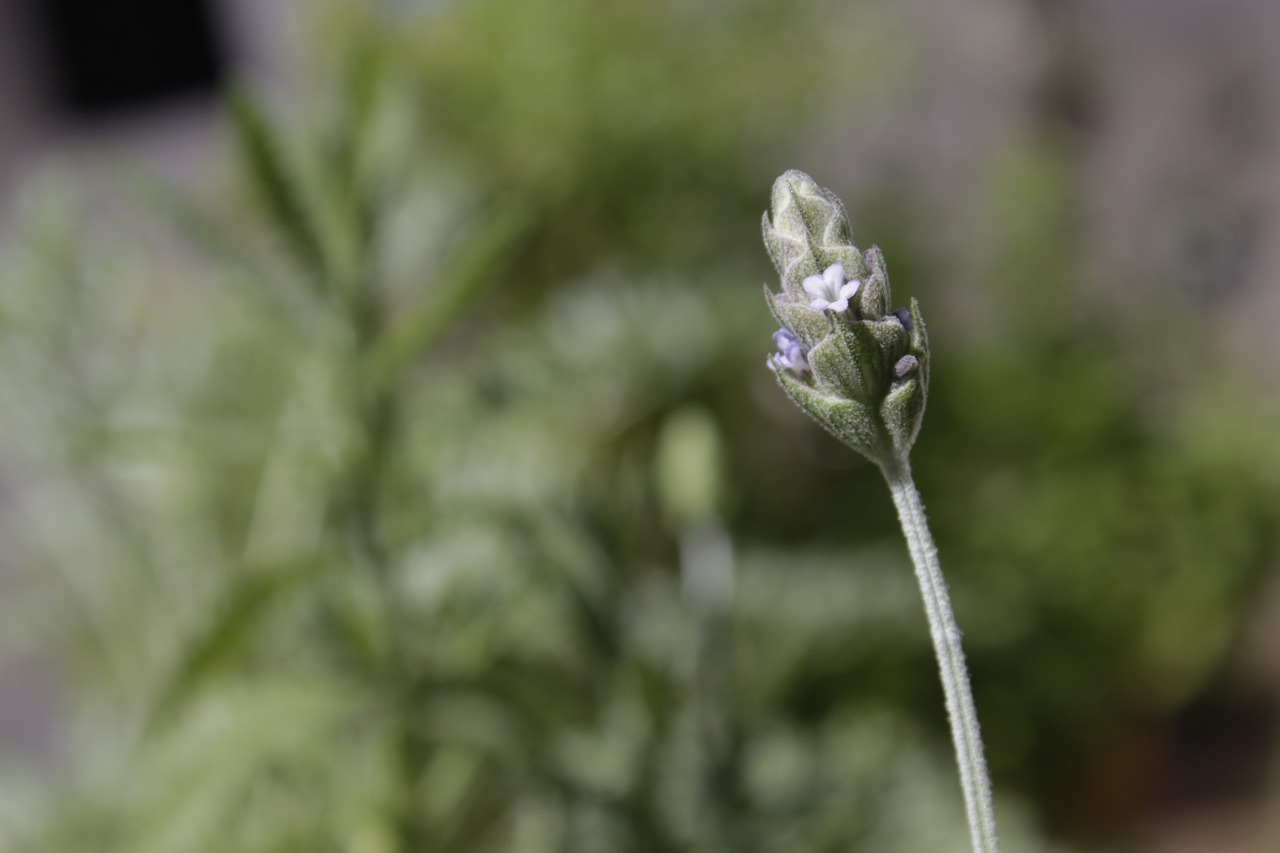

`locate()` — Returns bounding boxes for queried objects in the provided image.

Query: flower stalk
[760,170,1000,852]
[883,457,1000,853]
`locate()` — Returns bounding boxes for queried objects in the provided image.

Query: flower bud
[761,171,929,466]
[763,170,867,301]
[655,406,725,528]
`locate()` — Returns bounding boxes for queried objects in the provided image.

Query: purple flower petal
[770,328,810,376]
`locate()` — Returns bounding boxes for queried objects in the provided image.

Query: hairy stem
[882,457,1000,853]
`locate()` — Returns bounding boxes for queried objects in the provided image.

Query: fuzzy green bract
[763,170,929,466]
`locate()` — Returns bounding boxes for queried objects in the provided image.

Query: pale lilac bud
[893,307,914,333]
[768,328,810,377]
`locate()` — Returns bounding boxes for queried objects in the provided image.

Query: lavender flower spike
[802,263,861,313]
[769,329,810,377]
[759,170,999,853]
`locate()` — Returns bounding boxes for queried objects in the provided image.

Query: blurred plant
[2,2,1279,852]
[388,0,900,288]
[763,170,999,852]
[0,146,998,852]
[0,7,995,850]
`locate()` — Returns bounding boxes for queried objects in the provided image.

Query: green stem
[882,456,1000,853]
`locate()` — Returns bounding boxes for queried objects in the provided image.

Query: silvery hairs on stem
[761,171,1002,853]
[763,169,928,469]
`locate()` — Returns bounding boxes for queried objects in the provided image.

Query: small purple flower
[802,263,861,313]
[893,307,914,333]
[769,328,810,377]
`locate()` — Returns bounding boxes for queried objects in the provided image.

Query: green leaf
[368,203,534,392]
[763,288,827,350]
[881,376,925,458]
[908,296,930,391]
[840,320,894,402]
[859,247,892,319]
[146,560,316,732]
[774,368,888,462]
[227,91,331,291]
[762,212,819,299]
[127,170,307,322]
[808,324,869,401]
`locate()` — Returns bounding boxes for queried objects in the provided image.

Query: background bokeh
[2,1,1280,851]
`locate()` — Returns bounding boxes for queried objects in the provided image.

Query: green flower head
[762,170,930,466]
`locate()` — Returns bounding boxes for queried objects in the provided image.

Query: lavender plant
[763,170,1000,853]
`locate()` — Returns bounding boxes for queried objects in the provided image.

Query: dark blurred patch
[1159,688,1275,809]
[31,0,225,117]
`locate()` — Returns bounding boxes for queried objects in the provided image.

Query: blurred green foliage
[1,1,1278,851]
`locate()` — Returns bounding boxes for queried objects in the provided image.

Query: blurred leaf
[369,202,535,392]
[147,560,317,732]
[228,90,332,291]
